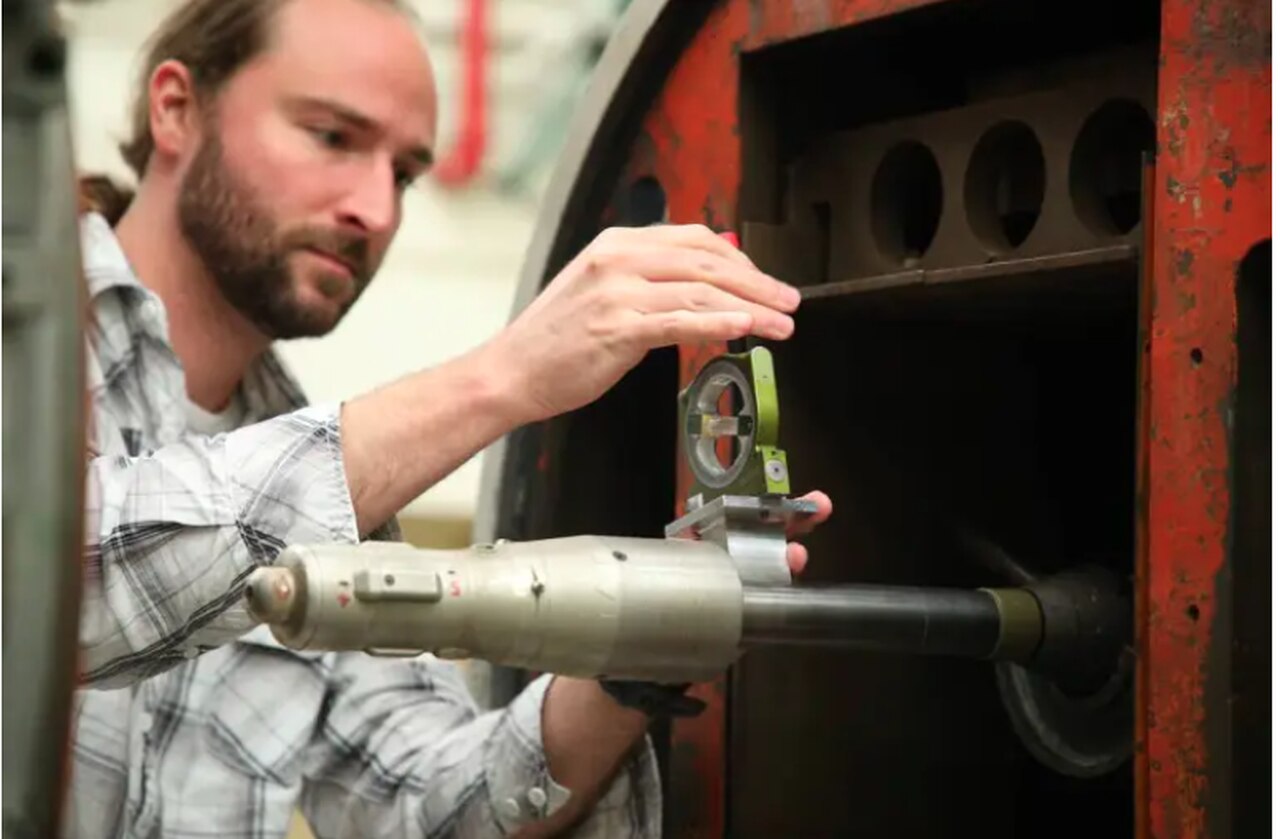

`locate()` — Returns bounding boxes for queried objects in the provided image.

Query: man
[68,0,831,835]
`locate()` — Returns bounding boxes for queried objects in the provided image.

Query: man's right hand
[479,224,802,425]
[342,224,802,535]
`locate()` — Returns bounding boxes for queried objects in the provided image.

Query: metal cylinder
[741,584,1042,662]
[247,534,746,684]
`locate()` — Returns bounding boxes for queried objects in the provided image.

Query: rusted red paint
[742,0,947,49]
[1144,0,1270,836]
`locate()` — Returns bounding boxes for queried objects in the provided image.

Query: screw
[765,459,788,482]
[613,550,627,562]
[384,573,395,586]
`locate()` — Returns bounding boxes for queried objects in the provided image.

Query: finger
[786,490,833,538]
[634,309,754,348]
[612,245,800,314]
[633,281,794,341]
[786,542,809,576]
[615,223,758,268]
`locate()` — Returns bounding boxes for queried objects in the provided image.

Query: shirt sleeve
[300,655,663,838]
[79,404,366,688]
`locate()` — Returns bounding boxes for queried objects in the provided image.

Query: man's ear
[147,59,201,166]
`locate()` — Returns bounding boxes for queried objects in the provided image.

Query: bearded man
[68,0,830,835]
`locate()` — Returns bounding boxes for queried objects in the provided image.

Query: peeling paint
[1143,0,1271,836]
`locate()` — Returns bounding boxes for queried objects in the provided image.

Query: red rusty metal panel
[741,0,946,49]
[1143,0,1270,837]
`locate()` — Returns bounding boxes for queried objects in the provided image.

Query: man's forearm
[340,344,530,536]
[516,677,652,837]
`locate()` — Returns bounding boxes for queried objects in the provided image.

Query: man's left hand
[785,490,833,576]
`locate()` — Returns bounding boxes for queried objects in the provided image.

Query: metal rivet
[765,459,788,482]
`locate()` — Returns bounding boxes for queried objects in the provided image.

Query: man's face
[176,0,437,339]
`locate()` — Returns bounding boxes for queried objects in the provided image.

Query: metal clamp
[665,495,818,587]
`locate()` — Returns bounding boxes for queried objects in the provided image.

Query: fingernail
[780,285,801,309]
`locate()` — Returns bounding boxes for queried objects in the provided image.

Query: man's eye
[309,127,348,149]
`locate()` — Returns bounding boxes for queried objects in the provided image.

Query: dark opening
[730,2,1156,833]
[1070,99,1156,235]
[737,0,1161,228]
[871,141,944,265]
[965,121,1046,253]
[626,176,668,226]
[1225,238,1271,836]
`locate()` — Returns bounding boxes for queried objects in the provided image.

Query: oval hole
[625,176,667,226]
[1070,99,1156,236]
[964,121,1046,254]
[871,141,943,266]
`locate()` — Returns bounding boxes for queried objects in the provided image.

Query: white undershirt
[184,390,247,436]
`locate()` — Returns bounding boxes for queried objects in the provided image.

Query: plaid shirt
[63,213,661,838]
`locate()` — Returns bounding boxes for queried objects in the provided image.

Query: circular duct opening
[1070,100,1156,236]
[964,121,1046,254]
[625,175,668,226]
[871,141,943,266]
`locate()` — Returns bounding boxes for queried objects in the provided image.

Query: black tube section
[741,584,1024,659]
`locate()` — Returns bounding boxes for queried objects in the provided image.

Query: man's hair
[120,0,285,180]
[79,0,285,222]
[79,0,413,223]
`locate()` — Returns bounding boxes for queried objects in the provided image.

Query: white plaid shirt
[63,213,661,838]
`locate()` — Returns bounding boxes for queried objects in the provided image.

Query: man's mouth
[302,247,358,280]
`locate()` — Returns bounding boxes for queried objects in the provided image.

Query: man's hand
[479,224,802,425]
[342,224,810,539]
[785,490,834,576]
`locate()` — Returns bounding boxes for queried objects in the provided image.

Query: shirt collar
[80,211,309,420]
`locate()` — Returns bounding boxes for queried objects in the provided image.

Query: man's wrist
[462,339,541,429]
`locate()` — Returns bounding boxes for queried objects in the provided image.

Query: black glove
[597,679,708,717]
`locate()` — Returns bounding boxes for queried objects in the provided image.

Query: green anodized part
[678,345,791,503]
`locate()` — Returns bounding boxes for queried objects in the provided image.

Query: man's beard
[177,128,375,339]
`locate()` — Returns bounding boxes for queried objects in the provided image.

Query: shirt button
[527,787,548,809]
[138,712,154,732]
[500,797,522,820]
[183,646,200,659]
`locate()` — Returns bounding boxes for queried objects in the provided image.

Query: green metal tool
[677,345,791,507]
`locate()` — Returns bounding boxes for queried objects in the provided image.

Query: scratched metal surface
[1142,0,1271,837]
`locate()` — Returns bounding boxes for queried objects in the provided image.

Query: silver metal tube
[741,584,1041,661]
[248,534,747,684]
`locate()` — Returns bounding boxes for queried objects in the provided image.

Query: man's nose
[335,160,397,235]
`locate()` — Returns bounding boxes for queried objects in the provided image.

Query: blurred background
[59,0,628,548]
